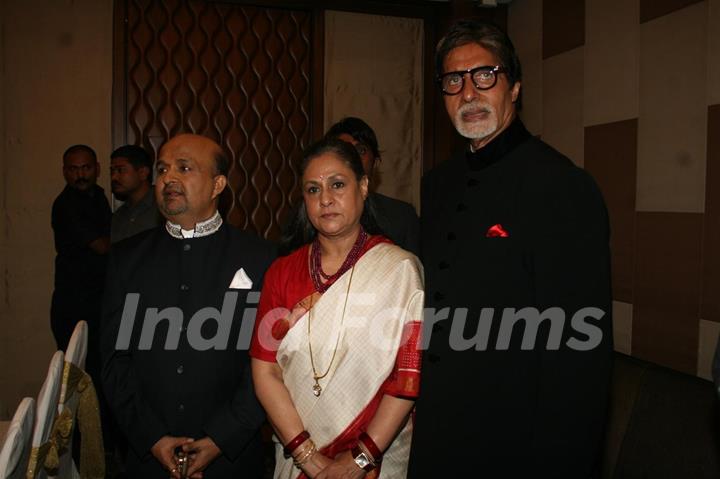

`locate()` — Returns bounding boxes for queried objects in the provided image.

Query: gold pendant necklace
[308,265,355,397]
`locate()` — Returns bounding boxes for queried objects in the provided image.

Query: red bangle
[284,430,310,456]
[359,432,383,463]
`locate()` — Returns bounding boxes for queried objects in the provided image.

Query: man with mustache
[102,134,275,478]
[51,144,111,352]
[409,20,613,477]
[110,144,162,243]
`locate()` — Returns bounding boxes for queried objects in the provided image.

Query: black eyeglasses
[438,65,505,95]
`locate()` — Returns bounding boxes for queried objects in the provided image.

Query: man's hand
[88,236,110,255]
[150,435,193,479]
[315,450,366,479]
[182,436,222,478]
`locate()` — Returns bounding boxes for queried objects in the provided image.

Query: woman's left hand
[315,451,366,479]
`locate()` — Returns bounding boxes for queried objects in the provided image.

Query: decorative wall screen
[116,0,314,240]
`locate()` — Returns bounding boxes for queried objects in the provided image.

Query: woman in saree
[250,138,424,479]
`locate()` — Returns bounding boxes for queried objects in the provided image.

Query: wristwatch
[351,445,376,472]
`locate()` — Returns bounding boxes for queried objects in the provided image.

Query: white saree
[273,242,424,479]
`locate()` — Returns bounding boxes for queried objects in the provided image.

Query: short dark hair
[63,144,97,163]
[111,144,153,171]
[324,117,381,159]
[436,19,522,107]
[280,137,382,254]
[213,148,230,177]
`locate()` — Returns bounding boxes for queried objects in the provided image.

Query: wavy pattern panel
[124,0,312,240]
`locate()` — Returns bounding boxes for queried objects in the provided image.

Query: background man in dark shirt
[325,117,420,255]
[51,143,111,352]
[110,144,162,243]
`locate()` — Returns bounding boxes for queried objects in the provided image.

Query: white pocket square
[229,268,253,289]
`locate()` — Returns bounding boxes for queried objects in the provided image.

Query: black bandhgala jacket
[101,223,275,478]
[409,120,613,478]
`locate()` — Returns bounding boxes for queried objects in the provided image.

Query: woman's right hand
[314,450,367,479]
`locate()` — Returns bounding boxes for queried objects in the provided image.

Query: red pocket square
[486,223,509,238]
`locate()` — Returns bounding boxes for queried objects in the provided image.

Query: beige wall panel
[637,3,707,212]
[709,0,720,105]
[584,0,640,126]
[0,0,113,411]
[698,319,720,380]
[542,47,585,166]
[613,301,633,355]
[324,11,423,209]
[508,0,543,135]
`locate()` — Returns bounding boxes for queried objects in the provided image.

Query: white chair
[26,351,64,479]
[0,397,35,479]
[52,321,104,479]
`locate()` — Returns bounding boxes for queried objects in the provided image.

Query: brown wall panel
[584,119,638,302]
[640,0,704,23]
[633,212,703,374]
[542,0,585,59]
[702,105,720,322]
[118,0,314,240]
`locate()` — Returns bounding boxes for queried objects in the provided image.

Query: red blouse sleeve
[382,321,423,398]
[249,260,288,362]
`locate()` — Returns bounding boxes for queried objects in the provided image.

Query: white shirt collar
[165,210,223,239]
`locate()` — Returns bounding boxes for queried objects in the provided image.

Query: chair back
[59,321,87,405]
[27,351,64,479]
[0,397,35,479]
[53,321,88,479]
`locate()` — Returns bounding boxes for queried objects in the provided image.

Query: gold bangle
[293,441,317,467]
[291,438,314,459]
[294,446,316,467]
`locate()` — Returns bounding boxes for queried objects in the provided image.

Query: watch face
[354,452,371,469]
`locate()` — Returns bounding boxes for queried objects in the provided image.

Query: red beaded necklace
[310,228,367,293]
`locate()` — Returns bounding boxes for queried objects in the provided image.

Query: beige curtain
[324,10,423,210]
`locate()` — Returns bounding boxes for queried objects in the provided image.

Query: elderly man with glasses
[409,19,613,478]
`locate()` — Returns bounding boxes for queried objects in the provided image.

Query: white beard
[452,101,498,142]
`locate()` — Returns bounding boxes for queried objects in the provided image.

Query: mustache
[458,102,492,116]
[162,184,185,196]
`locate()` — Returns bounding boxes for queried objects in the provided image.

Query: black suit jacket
[370,192,420,255]
[51,184,111,350]
[409,136,613,477]
[101,224,275,478]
